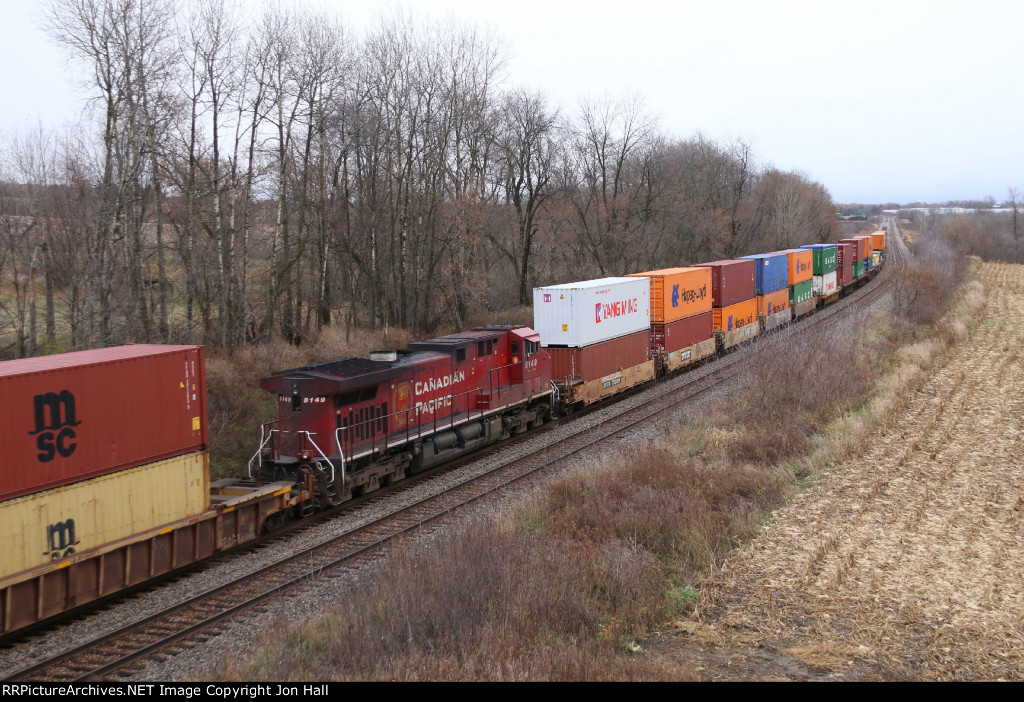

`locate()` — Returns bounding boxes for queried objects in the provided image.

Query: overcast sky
[1,0,1021,204]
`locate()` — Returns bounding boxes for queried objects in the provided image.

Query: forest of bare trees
[0,0,840,358]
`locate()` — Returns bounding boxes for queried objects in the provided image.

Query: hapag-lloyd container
[871,231,887,251]
[813,271,838,296]
[756,288,790,318]
[534,277,650,348]
[693,260,756,308]
[778,249,813,285]
[712,298,757,333]
[800,244,838,275]
[627,267,712,323]
[740,253,789,295]
[0,345,208,503]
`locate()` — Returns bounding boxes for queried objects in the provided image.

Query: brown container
[0,452,209,581]
[627,267,712,323]
[778,249,813,285]
[842,236,872,261]
[837,263,855,288]
[548,329,650,384]
[836,242,857,268]
[693,260,756,307]
[653,311,714,354]
[712,298,758,333]
[0,345,208,503]
[871,231,887,251]
[757,288,790,318]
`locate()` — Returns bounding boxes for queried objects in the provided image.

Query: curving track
[2,227,906,682]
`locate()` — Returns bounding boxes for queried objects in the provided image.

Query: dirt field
[653,262,1024,681]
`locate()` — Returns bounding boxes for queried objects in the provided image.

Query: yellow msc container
[628,267,712,323]
[0,451,209,581]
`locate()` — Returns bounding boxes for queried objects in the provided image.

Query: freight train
[0,232,886,637]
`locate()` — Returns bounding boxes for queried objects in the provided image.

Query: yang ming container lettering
[739,253,789,295]
[0,345,208,503]
[534,278,650,348]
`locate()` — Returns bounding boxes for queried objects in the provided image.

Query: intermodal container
[837,242,857,269]
[837,262,855,288]
[871,231,886,251]
[547,329,650,384]
[777,249,813,285]
[756,288,790,319]
[790,279,814,305]
[849,236,873,261]
[712,298,757,333]
[739,253,789,295]
[693,260,757,308]
[653,311,714,354]
[873,251,881,267]
[800,244,838,275]
[853,261,865,278]
[0,451,210,581]
[813,271,838,297]
[534,277,650,348]
[627,267,712,323]
[865,257,874,272]
[0,346,208,503]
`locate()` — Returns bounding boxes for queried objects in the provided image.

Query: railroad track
[3,233,906,682]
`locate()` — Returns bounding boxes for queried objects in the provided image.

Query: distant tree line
[0,0,839,358]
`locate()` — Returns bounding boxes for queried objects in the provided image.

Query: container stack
[836,241,857,287]
[533,277,655,404]
[0,346,209,586]
[627,267,715,373]
[871,230,886,268]
[740,252,791,331]
[693,259,758,350]
[777,248,815,317]
[801,244,839,301]
[840,236,873,277]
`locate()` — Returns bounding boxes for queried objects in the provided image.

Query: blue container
[864,257,873,271]
[740,253,789,295]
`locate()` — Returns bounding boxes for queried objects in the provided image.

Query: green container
[790,279,813,305]
[807,246,837,275]
[853,261,865,278]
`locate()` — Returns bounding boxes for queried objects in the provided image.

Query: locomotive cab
[253,326,554,507]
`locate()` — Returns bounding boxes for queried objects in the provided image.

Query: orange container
[778,249,813,285]
[628,267,712,323]
[712,298,757,333]
[871,231,886,251]
[757,288,790,318]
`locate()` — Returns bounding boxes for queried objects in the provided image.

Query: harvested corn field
[659,262,1024,680]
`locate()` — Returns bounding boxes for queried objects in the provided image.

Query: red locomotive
[252,325,553,503]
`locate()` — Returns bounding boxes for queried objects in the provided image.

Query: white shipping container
[534,277,650,348]
[813,271,838,296]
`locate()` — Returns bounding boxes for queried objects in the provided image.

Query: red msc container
[0,345,208,502]
[547,329,650,384]
[841,237,871,262]
[693,260,757,308]
[653,311,714,354]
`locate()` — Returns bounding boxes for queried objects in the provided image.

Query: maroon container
[693,260,757,308]
[653,311,714,354]
[836,242,857,267]
[548,330,650,384]
[0,345,208,502]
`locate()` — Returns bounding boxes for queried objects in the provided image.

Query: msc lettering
[28,390,81,463]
